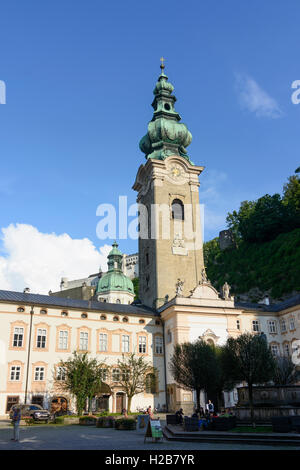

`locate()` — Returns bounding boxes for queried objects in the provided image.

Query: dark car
[9,404,50,422]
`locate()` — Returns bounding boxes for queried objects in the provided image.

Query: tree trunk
[196,388,201,411]
[248,383,255,427]
[127,396,132,413]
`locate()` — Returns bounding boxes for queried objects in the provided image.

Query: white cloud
[0,224,112,294]
[235,73,282,118]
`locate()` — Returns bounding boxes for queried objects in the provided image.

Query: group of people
[175,400,235,427]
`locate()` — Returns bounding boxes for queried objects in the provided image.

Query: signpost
[144,419,163,443]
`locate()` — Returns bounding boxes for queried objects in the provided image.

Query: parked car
[9,404,50,422]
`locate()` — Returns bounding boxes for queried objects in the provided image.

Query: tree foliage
[204,228,300,300]
[226,173,300,244]
[132,277,139,300]
[55,352,105,416]
[272,355,300,385]
[117,353,154,412]
[221,333,276,423]
[169,339,221,410]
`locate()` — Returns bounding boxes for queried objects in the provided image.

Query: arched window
[171,199,184,220]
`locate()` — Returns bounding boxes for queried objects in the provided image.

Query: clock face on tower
[167,163,185,184]
[171,165,182,178]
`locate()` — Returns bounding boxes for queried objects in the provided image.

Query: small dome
[97,271,134,294]
[96,241,134,296]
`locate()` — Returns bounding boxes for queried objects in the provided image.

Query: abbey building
[0,65,299,416]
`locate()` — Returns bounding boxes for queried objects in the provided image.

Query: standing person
[11,406,21,442]
[206,400,214,414]
[146,405,154,419]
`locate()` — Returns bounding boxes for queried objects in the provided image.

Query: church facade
[0,64,299,416]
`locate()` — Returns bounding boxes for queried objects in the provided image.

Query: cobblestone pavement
[0,423,299,450]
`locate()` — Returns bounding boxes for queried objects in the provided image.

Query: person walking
[11,406,21,442]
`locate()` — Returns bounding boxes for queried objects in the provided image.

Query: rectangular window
[236,320,240,330]
[80,332,88,350]
[100,368,108,382]
[139,336,146,353]
[99,333,108,352]
[112,369,120,382]
[281,320,287,333]
[268,321,277,334]
[290,318,295,331]
[56,366,66,381]
[10,366,21,381]
[284,343,290,357]
[252,320,260,332]
[6,396,19,413]
[271,344,279,357]
[13,327,24,347]
[37,329,47,348]
[58,330,68,350]
[34,367,45,381]
[122,335,130,353]
[155,336,163,354]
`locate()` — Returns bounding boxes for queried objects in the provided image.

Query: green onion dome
[96,242,134,295]
[139,63,193,164]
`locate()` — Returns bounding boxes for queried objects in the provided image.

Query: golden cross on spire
[160,56,165,72]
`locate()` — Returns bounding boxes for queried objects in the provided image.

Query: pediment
[189,282,220,300]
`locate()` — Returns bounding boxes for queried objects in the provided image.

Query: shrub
[115,418,136,430]
[97,411,109,417]
[96,416,115,428]
[54,416,65,425]
[79,416,97,426]
[24,418,35,426]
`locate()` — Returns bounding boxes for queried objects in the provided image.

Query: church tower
[133,61,205,309]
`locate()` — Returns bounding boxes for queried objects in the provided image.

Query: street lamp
[24,306,34,404]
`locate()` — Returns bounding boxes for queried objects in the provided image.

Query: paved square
[0,423,299,450]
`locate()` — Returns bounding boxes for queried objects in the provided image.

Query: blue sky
[0,1,299,292]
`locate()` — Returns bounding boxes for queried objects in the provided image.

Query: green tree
[169,339,221,411]
[117,353,154,412]
[55,352,105,416]
[132,277,139,300]
[226,200,256,242]
[283,174,300,230]
[221,333,276,424]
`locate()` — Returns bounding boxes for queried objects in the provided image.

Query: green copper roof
[97,271,134,294]
[139,62,193,164]
[96,242,134,295]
